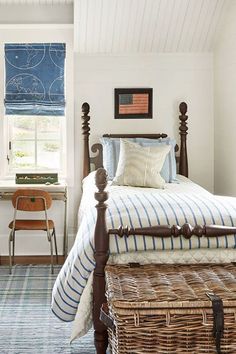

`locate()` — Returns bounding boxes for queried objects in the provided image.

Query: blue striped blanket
[52,172,236,323]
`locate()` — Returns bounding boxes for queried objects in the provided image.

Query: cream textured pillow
[112,139,171,188]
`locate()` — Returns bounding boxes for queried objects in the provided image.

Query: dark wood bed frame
[81,102,236,354]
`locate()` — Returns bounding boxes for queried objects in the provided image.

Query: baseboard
[0,255,65,265]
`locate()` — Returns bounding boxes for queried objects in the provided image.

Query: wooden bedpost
[82,102,91,179]
[93,168,109,354]
[179,102,188,177]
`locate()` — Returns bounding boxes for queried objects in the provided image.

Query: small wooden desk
[0,181,68,256]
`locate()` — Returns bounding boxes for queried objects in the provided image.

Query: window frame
[5,114,66,178]
[0,26,74,187]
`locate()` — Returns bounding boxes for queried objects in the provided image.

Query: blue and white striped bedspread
[52,172,236,322]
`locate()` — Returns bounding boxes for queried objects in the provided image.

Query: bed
[52,102,236,354]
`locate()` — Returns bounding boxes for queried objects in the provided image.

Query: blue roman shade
[5,43,65,116]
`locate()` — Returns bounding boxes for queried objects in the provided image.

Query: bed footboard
[93,168,236,354]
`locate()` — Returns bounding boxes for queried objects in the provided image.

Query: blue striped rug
[0,265,95,354]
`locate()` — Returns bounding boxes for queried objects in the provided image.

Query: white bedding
[51,172,236,342]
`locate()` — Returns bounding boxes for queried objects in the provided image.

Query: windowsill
[0,179,67,191]
[0,173,67,184]
[2,171,66,179]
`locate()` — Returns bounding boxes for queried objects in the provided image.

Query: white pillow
[112,139,171,188]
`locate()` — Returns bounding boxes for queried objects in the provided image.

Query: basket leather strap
[206,292,224,354]
[100,303,115,331]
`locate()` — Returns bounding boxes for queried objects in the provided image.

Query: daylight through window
[7,115,65,172]
[4,43,66,175]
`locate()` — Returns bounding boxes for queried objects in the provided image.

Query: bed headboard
[81,102,188,179]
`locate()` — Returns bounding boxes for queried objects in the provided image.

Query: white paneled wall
[0,2,73,24]
[0,0,73,3]
[74,53,214,194]
[214,0,236,196]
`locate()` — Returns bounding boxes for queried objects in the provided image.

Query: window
[7,115,66,173]
[4,43,66,176]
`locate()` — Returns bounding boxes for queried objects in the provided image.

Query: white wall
[75,53,214,202]
[0,4,73,24]
[0,26,75,256]
[214,0,236,196]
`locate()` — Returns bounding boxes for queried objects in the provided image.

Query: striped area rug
[0,265,95,354]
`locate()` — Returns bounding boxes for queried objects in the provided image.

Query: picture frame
[114,88,153,119]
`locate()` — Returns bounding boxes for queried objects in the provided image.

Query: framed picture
[114,88,153,119]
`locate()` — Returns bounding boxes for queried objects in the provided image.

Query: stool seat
[9,219,55,231]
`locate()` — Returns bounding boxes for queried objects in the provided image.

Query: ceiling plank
[73,0,228,53]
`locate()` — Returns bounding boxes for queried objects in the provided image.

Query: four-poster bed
[80,102,236,354]
[52,102,236,354]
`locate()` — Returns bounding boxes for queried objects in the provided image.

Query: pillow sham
[136,137,176,183]
[112,139,171,188]
[100,136,176,182]
[100,137,121,180]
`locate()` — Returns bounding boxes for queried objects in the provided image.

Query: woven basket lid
[105,264,236,310]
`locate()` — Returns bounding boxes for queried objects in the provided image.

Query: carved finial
[179,101,188,177]
[179,102,188,131]
[95,168,108,193]
[82,102,91,178]
[179,102,187,115]
[82,102,90,115]
[82,102,90,137]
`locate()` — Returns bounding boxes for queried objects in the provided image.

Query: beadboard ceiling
[0,0,229,53]
[75,0,228,53]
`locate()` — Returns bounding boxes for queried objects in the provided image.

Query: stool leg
[53,228,58,264]
[49,234,54,275]
[12,231,15,266]
[9,231,13,275]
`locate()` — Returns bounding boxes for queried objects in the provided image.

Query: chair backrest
[12,189,52,211]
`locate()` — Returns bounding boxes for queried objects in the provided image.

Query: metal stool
[8,189,58,274]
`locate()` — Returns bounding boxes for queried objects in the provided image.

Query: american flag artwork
[119,93,149,114]
[115,88,152,119]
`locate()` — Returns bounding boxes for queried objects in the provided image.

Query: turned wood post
[179,102,188,177]
[93,168,109,354]
[108,223,236,239]
[82,102,90,179]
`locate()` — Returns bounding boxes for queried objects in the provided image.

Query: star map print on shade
[4,43,65,116]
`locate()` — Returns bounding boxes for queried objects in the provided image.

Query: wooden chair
[8,189,58,274]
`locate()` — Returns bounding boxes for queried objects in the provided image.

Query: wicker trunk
[101,263,236,354]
